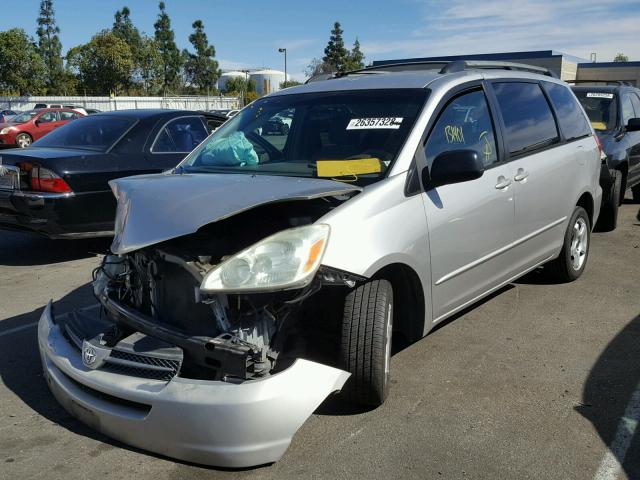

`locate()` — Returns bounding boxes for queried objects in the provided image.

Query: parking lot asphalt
[1,198,639,480]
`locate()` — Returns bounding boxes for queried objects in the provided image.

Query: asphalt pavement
[1,198,639,480]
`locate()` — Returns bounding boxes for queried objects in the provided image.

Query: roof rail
[565,79,633,86]
[304,59,557,83]
[441,60,557,77]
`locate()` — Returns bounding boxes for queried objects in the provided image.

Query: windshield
[181,89,428,185]
[33,115,135,152]
[11,111,38,124]
[573,91,618,131]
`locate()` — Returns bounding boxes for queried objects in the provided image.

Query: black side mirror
[422,149,485,189]
[34,119,41,126]
[626,118,640,132]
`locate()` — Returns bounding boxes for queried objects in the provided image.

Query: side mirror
[626,118,640,132]
[423,149,484,189]
[34,119,41,126]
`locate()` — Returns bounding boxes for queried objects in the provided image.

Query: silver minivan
[38,61,602,467]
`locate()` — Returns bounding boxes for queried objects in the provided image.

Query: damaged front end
[38,174,364,467]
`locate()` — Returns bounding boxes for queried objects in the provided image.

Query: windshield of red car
[11,111,38,124]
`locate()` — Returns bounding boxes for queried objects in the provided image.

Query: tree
[138,35,163,94]
[36,0,65,94]
[614,53,629,62]
[344,38,365,71]
[0,29,46,95]
[322,21,349,73]
[183,20,220,93]
[223,76,256,95]
[280,80,302,88]
[305,57,334,78]
[66,30,134,94]
[154,1,182,94]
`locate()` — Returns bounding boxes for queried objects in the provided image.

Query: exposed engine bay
[89,199,363,382]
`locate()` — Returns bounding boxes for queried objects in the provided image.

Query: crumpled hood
[109,173,360,254]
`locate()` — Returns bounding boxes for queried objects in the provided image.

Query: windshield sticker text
[346,117,403,130]
[586,93,614,99]
[445,125,465,144]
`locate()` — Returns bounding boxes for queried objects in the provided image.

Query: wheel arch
[577,191,594,227]
[370,262,426,345]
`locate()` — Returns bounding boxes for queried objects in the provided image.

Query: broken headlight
[200,224,330,292]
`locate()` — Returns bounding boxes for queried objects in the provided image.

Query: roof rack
[305,59,557,83]
[565,79,633,86]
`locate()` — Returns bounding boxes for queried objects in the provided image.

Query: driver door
[32,111,59,140]
[419,87,517,321]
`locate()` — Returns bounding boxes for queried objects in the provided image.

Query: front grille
[105,350,181,381]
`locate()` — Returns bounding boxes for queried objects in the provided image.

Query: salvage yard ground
[1,198,639,480]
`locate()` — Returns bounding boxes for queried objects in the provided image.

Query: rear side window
[153,117,209,153]
[544,83,591,140]
[493,82,559,155]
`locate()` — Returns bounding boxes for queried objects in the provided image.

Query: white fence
[0,95,240,112]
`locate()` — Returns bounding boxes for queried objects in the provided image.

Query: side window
[621,95,635,125]
[425,89,498,168]
[59,111,76,121]
[629,93,640,120]
[38,111,58,123]
[493,82,559,155]
[544,83,591,140]
[152,117,209,153]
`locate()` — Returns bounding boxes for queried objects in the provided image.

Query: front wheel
[547,206,590,282]
[15,133,32,148]
[340,279,393,407]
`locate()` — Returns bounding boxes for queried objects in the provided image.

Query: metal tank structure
[217,71,247,93]
[250,69,288,96]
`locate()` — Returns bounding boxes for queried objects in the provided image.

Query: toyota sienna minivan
[38,60,601,467]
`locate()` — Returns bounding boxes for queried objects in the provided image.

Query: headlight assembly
[200,224,330,293]
[0,127,13,135]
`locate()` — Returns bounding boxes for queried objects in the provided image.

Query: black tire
[547,206,591,282]
[340,279,393,407]
[15,133,32,148]
[632,184,640,203]
[596,170,622,232]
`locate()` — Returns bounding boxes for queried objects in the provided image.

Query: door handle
[495,176,512,189]
[514,168,529,182]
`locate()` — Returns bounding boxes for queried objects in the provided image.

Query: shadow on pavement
[576,314,640,478]
[0,231,111,266]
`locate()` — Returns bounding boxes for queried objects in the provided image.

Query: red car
[0,108,84,148]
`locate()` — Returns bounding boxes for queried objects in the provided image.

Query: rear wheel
[596,170,622,232]
[632,184,640,203]
[547,206,590,282]
[15,133,32,148]
[340,279,393,407]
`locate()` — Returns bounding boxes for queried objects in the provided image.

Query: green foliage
[322,21,349,73]
[36,0,65,94]
[183,19,220,93]
[154,1,183,94]
[223,76,256,95]
[613,53,629,62]
[0,28,46,95]
[137,35,164,94]
[305,57,333,78]
[280,80,302,89]
[344,38,365,71]
[66,30,134,94]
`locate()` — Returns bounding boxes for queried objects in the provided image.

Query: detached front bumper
[38,301,350,468]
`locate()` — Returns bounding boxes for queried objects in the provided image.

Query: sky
[2,0,640,81]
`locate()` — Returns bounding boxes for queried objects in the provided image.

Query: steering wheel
[245,131,284,162]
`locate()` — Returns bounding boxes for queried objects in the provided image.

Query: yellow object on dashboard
[591,121,607,131]
[316,158,383,178]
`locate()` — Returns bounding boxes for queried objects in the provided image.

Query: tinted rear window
[544,83,591,140]
[493,82,559,155]
[33,115,135,152]
[573,91,617,131]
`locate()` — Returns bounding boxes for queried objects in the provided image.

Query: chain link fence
[0,95,240,112]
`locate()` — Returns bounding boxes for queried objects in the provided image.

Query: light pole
[278,48,287,87]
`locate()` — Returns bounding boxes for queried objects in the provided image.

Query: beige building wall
[576,66,640,86]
